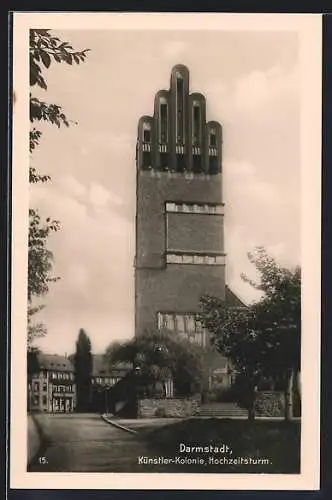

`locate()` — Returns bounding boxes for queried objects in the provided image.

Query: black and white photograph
[10,12,321,491]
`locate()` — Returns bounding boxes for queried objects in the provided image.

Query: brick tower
[135,64,236,391]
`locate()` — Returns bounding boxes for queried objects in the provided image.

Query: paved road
[28,413,170,473]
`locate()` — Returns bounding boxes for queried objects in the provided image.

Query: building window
[185,315,195,333]
[166,202,176,212]
[43,382,47,392]
[52,372,57,379]
[157,312,206,346]
[176,315,185,333]
[143,129,151,143]
[33,395,39,405]
[193,254,205,265]
[210,129,217,147]
[193,103,201,145]
[182,254,192,264]
[176,75,184,143]
[166,253,226,266]
[33,381,39,392]
[165,202,224,215]
[159,101,168,143]
[42,396,47,405]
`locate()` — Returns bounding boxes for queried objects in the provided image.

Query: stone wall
[254,391,285,417]
[138,396,201,418]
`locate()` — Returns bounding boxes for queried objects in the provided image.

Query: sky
[30,29,301,355]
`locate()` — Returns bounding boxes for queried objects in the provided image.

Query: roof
[37,352,132,376]
[91,354,131,377]
[225,286,247,308]
[37,353,74,372]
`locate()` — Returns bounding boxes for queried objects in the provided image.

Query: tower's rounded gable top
[154,89,170,103]
[207,120,222,130]
[137,115,153,135]
[190,92,206,103]
[171,63,190,76]
[138,115,153,125]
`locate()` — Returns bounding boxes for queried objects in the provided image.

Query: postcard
[10,12,321,491]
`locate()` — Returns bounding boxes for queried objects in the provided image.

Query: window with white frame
[157,312,207,346]
[166,202,224,215]
[166,253,226,266]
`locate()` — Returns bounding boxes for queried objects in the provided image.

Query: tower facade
[135,64,226,349]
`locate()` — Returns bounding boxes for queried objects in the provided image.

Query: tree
[199,296,260,420]
[74,329,93,412]
[28,30,89,351]
[200,246,301,421]
[105,331,203,398]
[241,247,301,421]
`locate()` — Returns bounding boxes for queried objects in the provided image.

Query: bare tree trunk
[248,405,255,421]
[247,385,256,422]
[284,369,294,421]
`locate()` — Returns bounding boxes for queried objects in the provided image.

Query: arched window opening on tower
[193,102,201,145]
[159,100,168,143]
[209,129,217,147]
[141,122,152,169]
[143,128,151,143]
[176,73,185,143]
[142,122,152,145]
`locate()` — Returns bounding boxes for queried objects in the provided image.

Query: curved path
[28,413,169,473]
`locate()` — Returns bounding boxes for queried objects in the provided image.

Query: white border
[11,12,322,491]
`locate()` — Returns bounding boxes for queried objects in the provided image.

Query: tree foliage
[28,30,89,351]
[199,246,301,420]
[74,329,93,412]
[105,331,203,397]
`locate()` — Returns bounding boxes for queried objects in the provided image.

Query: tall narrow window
[142,124,152,169]
[193,103,201,144]
[143,129,151,142]
[210,129,217,147]
[159,102,168,143]
[176,75,184,143]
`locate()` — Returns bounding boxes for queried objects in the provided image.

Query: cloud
[58,175,87,200]
[162,41,187,61]
[224,159,282,213]
[233,64,299,113]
